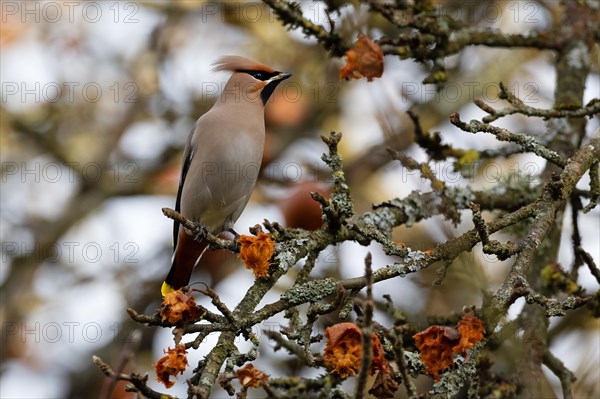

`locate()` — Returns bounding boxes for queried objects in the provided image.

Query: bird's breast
[180,125,265,233]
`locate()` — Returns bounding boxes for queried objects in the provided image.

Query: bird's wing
[173,123,196,249]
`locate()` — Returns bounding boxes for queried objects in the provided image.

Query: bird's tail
[162,230,210,296]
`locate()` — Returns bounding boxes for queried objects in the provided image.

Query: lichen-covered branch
[485,128,600,328]
[112,117,599,398]
[475,83,600,123]
[261,0,346,56]
[449,112,567,167]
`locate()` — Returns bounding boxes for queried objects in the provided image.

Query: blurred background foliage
[1,1,598,398]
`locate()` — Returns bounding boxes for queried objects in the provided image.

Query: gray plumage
[162,56,291,295]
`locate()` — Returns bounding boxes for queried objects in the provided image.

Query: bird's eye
[242,70,273,81]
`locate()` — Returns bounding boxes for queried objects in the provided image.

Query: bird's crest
[212,55,276,73]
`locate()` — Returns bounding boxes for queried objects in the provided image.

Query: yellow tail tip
[161,281,175,297]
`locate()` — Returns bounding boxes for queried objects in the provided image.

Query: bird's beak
[260,71,292,105]
[269,72,292,83]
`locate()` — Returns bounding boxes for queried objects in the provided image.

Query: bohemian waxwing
[162,56,291,296]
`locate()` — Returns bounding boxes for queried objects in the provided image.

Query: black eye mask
[239,69,280,81]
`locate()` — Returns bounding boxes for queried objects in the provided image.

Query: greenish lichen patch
[282,278,337,305]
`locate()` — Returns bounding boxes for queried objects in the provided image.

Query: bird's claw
[194,223,209,241]
[228,229,241,253]
[231,239,241,254]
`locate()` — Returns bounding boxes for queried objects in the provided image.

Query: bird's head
[213,55,292,106]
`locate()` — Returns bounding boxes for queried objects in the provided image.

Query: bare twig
[162,208,237,251]
[93,356,168,399]
[582,160,599,213]
[543,349,576,399]
[195,287,237,326]
[98,330,142,399]
[470,202,522,260]
[475,84,600,123]
[355,253,374,399]
[570,195,600,284]
[388,149,446,191]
